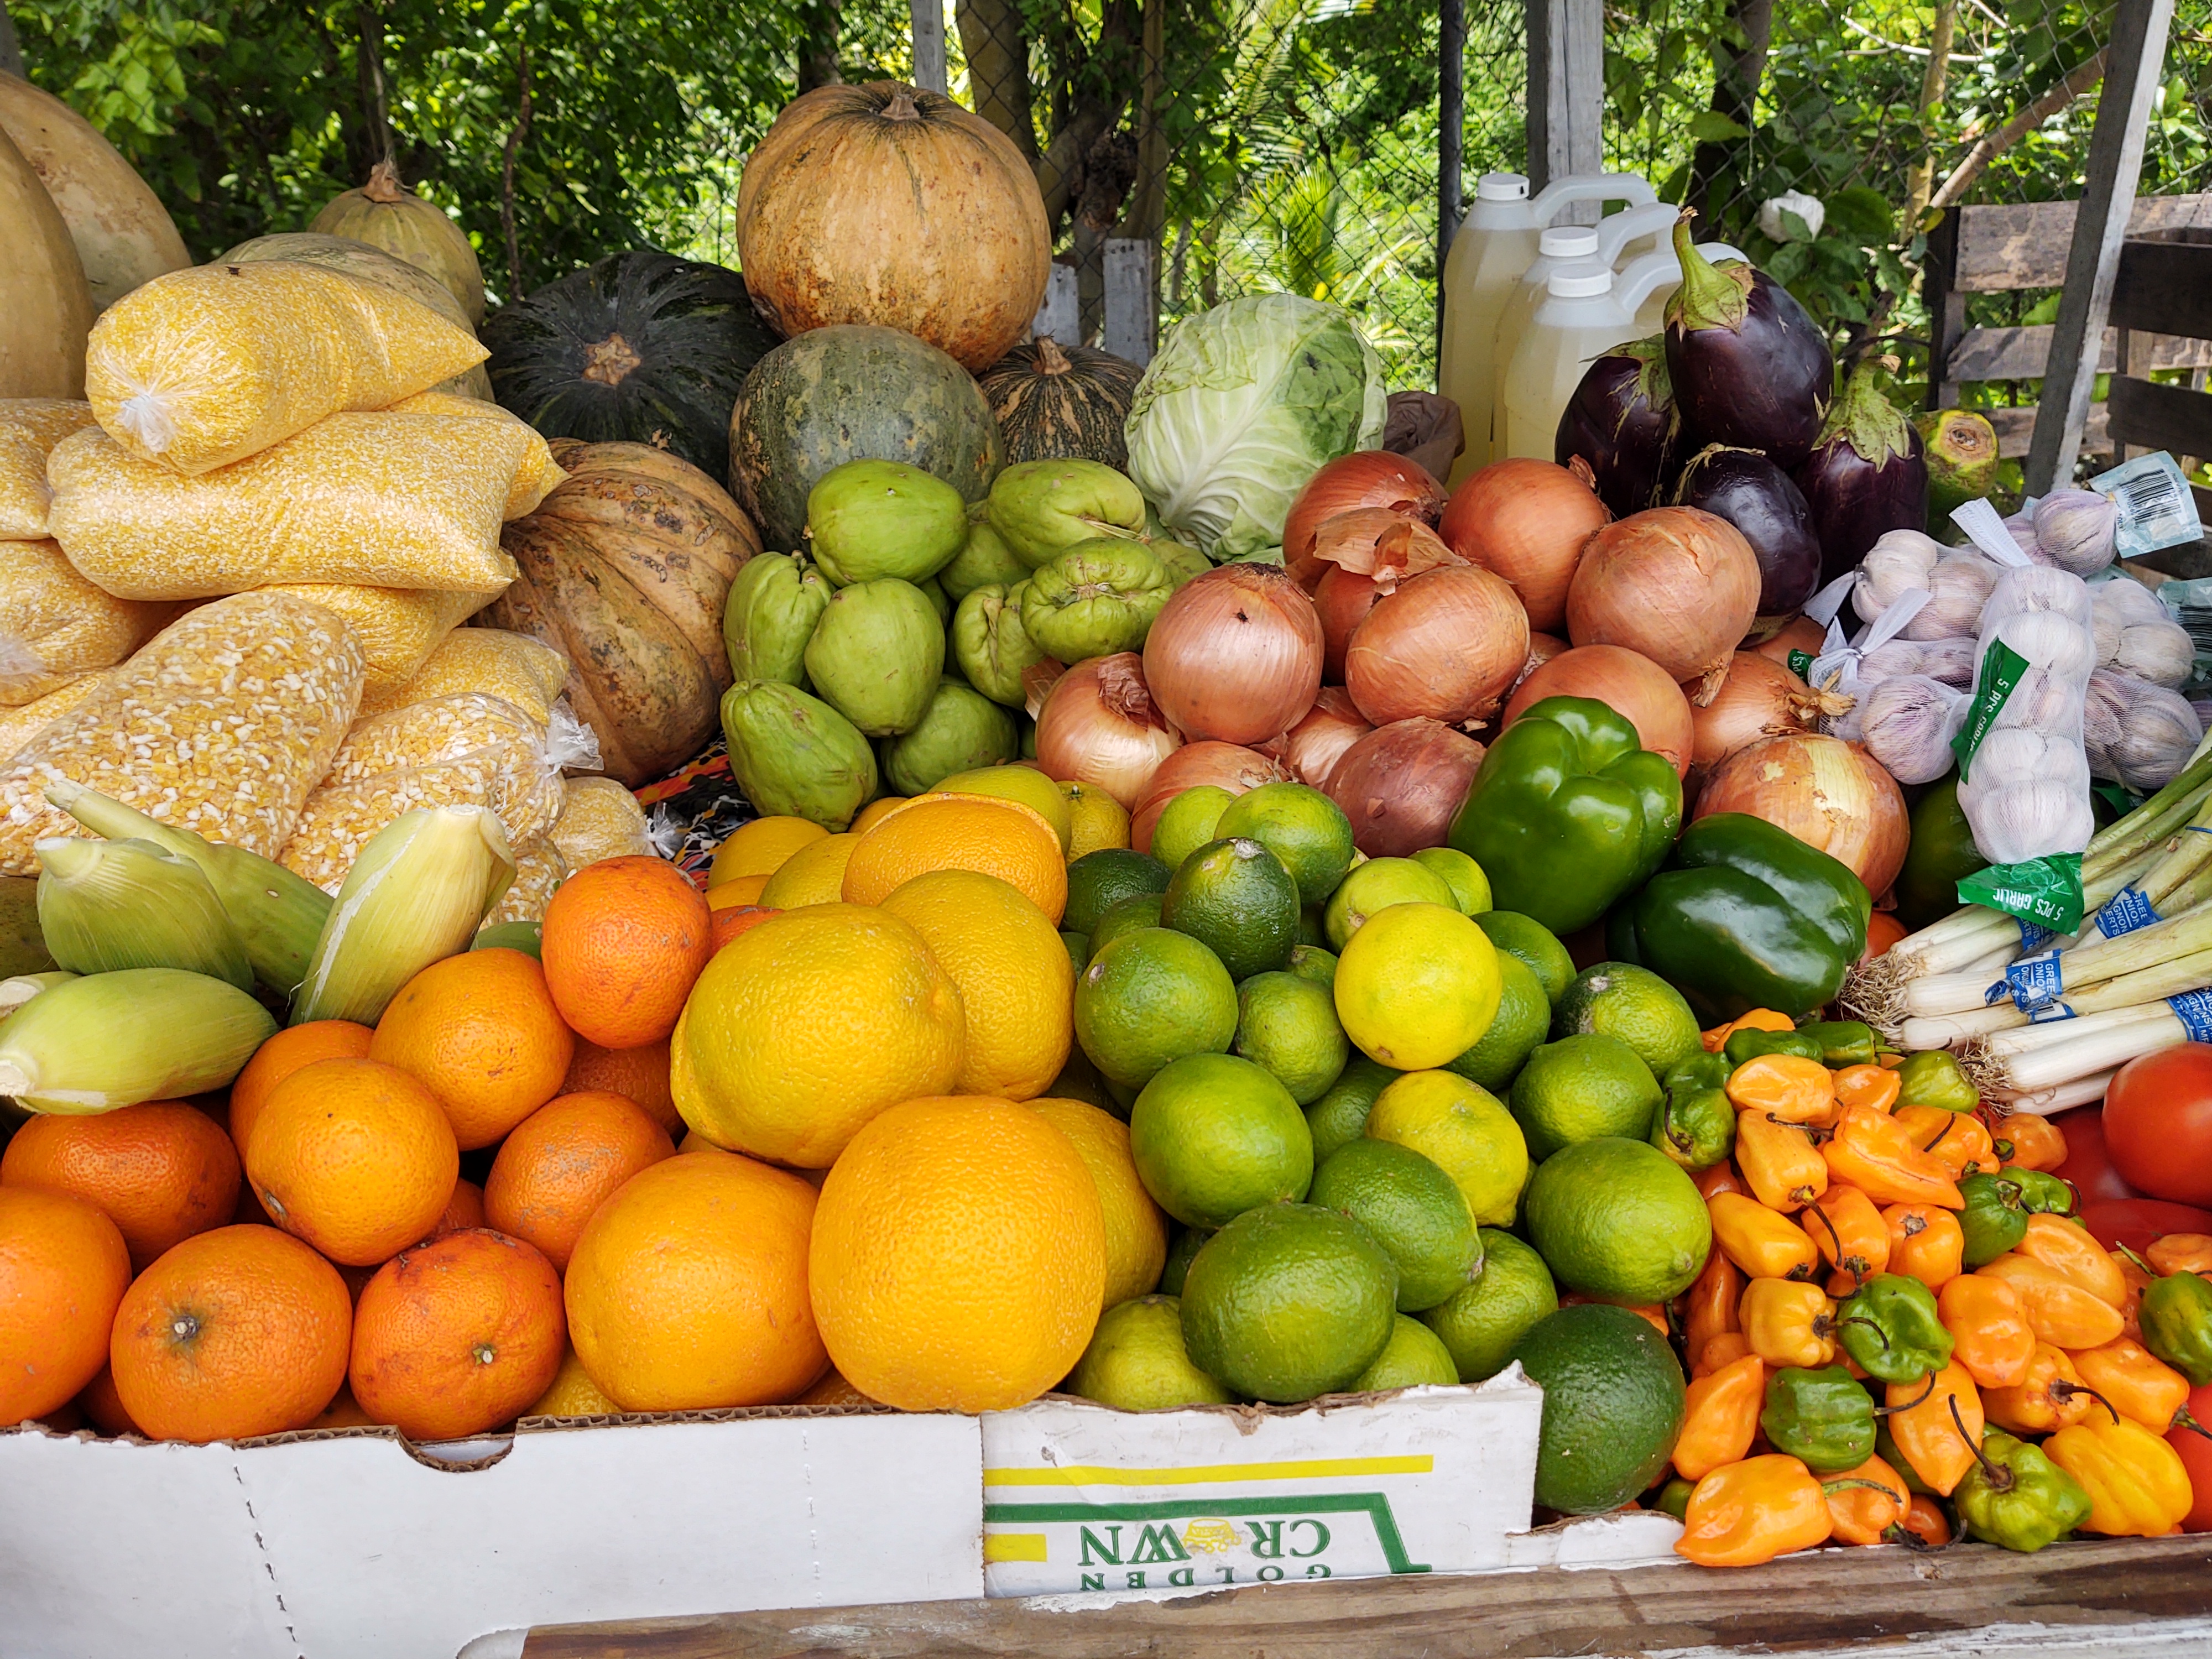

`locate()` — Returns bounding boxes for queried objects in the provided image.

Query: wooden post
[909,0,947,93]
[1438,0,1465,365]
[1102,238,1159,364]
[1526,0,1603,220]
[1031,264,1078,345]
[2025,0,2175,493]
[0,5,23,79]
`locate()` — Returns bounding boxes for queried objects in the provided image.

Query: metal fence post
[1526,0,1603,218]
[910,0,947,94]
[1438,0,1465,369]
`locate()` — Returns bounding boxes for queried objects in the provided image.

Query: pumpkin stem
[363,159,408,203]
[1035,338,1073,376]
[882,87,923,121]
[583,332,645,388]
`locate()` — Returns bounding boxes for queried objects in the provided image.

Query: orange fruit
[349,1229,566,1441]
[311,1385,378,1428]
[810,1096,1105,1412]
[540,855,713,1050]
[564,1035,677,1135]
[371,948,576,1149]
[564,1153,826,1411]
[425,1177,487,1242]
[526,1344,621,1418]
[2,1100,242,1270]
[709,816,827,885]
[244,1058,460,1266]
[794,1369,881,1407]
[851,796,909,834]
[879,869,1072,1099]
[484,1091,675,1270]
[760,833,860,907]
[110,1224,352,1442]
[0,1186,131,1425]
[228,1020,375,1160]
[707,874,770,910]
[1029,1097,1169,1310]
[77,1363,142,1437]
[711,904,778,953]
[670,904,965,1167]
[842,794,1068,922]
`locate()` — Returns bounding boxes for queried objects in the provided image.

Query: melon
[978,338,1144,469]
[0,125,92,398]
[311,160,487,324]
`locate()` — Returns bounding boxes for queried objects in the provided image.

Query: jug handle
[1530,173,1657,221]
[1593,201,1682,267]
[1616,243,1749,318]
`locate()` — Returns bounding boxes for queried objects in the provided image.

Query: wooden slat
[1100,238,1159,366]
[1952,193,2212,293]
[1947,324,2212,382]
[1989,402,2112,459]
[519,1534,2212,1659]
[2112,237,2212,340]
[2107,373,2212,454]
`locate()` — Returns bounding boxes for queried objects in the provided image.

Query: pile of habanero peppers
[1647,1009,2212,1566]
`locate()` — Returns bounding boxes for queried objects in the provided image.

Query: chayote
[880,679,1021,796]
[722,551,830,688]
[939,508,1032,602]
[719,681,879,831]
[1021,539,1175,661]
[801,578,947,738]
[917,573,953,627]
[807,458,968,586]
[1149,535,1212,589]
[953,583,1050,707]
[988,459,1147,568]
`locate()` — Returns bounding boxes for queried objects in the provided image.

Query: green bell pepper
[1665,1050,1733,1092]
[2011,1168,2079,1217]
[1759,1365,1876,1473]
[1796,1019,1878,1069]
[1956,1427,2092,1552]
[1957,1172,2031,1269]
[1611,813,1870,1024]
[2141,1267,2212,1386]
[1651,1078,1736,1172]
[1723,1026,1826,1067]
[1447,696,1681,936]
[1896,1050,1979,1114]
[1836,1273,1955,1384]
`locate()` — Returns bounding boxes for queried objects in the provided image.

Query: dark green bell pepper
[1665,1050,1733,1092]
[1611,813,1871,1024]
[1447,696,1681,936]
[1896,1050,1979,1114]
[2141,1267,2212,1386]
[1651,1078,1735,1172]
[1957,1172,2030,1269]
[1796,1019,1878,1068]
[1723,1026,1825,1067]
[1956,1427,2091,1552]
[1759,1365,1876,1472]
[1836,1273,1955,1384]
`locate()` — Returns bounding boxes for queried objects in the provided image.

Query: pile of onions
[1281,687,1371,787]
[1282,451,1447,589]
[1312,512,1467,681]
[1693,732,1910,895]
[1316,564,1387,682]
[1034,653,1184,809]
[1566,507,1761,706]
[1323,719,1485,858]
[1751,614,1825,669]
[1345,564,1529,728]
[1502,643,1694,778]
[1131,741,1288,853]
[1438,458,1611,632]
[1510,632,1569,697]
[1144,565,1323,745]
[1689,651,1852,779]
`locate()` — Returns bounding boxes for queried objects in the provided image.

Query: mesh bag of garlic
[1956,565,2096,868]
[2091,576,2193,688]
[355,627,571,724]
[2083,667,2203,793]
[0,540,181,705]
[0,400,98,540]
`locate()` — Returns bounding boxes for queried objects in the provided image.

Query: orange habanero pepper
[1897,1104,1998,1180]
[1895,1493,1953,1548]
[1808,1185,1890,1296]
[1983,1341,2096,1434]
[1885,1361,1984,1496]
[1821,1453,1909,1545]
[1736,1113,1830,1212]
[1824,1103,1965,1208]
[2047,1411,2198,1537]
[1885,1202,1965,1293]
[1696,1161,1747,1202]
[1833,1063,1901,1114]
[1703,1009,1796,1052]
[1741,1277,1839,1369]
[1709,1191,1820,1281]
[1726,1053,1838,1125]
[1675,1454,1833,1567]
[1938,1272,2035,1389]
[1694,1329,1754,1378]
[1994,1112,2067,1172]
[1674,1354,1766,1480]
[1684,1247,1744,1368]
[2015,1213,2129,1307]
[2072,1338,2193,1432]
[1978,1254,2127,1349]
[2147,1234,2212,1278]
[2115,1248,2152,1343]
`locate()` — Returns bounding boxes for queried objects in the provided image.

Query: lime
[1061,930,1089,972]
[1088,891,1166,957]
[1067,1295,1238,1409]
[1510,1304,1687,1515]
[1420,1228,1558,1382]
[1045,1046,1118,1114]
[1509,1034,1662,1162]
[1297,906,1327,948]
[1150,785,1237,873]
[1285,944,1338,988]
[1322,857,1457,950]
[1474,911,1575,1005]
[1128,1052,1314,1228]
[1065,848,1171,937]
[1364,1070,1528,1228]
[1073,927,1239,1089]
[1335,902,1503,1071]
[1162,837,1298,982]
[1160,1225,1212,1296]
[1234,971,1351,1105]
[1308,1139,1481,1312]
[1305,1055,1400,1165]
[1179,1202,1398,1402]
[1444,952,1549,1092]
[938,764,1074,853]
[1411,847,1493,916]
[1352,1315,1462,1391]
[1521,1136,1712,1303]
[1552,962,1702,1077]
[1215,782,1357,907]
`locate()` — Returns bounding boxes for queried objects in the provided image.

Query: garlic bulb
[2002,512,2042,557]
[2032,489,2120,577]
[1852,530,1945,624]
[1861,639,1928,680]
[2085,668,2204,791]
[1986,562,2091,625]
[1990,665,2081,734]
[1903,553,2000,640]
[2092,577,2194,688]
[1860,674,1965,784]
[1995,609,2096,680]
[1916,637,1978,688]
[1964,778,2095,864]
[1972,724,2060,782]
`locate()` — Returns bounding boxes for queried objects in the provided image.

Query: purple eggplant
[1672,442,1823,618]
[1662,214,1833,468]
[1795,358,1929,585]
[1554,336,1681,517]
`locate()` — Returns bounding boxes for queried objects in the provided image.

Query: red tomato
[2105,1045,2212,1206]
[1859,911,1909,965]
[2172,1381,2212,1532]
[2051,1105,2140,1204]
[2079,1199,2212,1255]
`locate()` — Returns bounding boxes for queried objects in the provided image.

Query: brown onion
[1510,632,1570,697]
[1438,457,1611,633]
[1034,653,1185,809]
[1566,507,1762,707]
[1689,651,1853,778]
[1131,740,1290,853]
[1144,565,1323,745]
[1315,564,1386,682]
[1503,643,1695,778]
[1323,719,1486,858]
[1344,564,1529,728]
[1282,687,1372,787]
[1751,613,1827,668]
[1694,732,1910,896]
[1020,656,1069,719]
[1283,452,1447,588]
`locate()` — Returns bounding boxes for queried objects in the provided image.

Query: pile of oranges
[0,788,1152,1444]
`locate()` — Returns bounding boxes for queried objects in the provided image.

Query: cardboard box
[0,1407,984,1659]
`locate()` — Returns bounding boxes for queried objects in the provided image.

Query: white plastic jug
[1438,170,1656,485]
[1495,252,1682,463]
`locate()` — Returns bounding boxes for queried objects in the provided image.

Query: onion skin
[1688,651,1851,778]
[1144,564,1323,745]
[1437,458,1610,633]
[1315,564,1386,682]
[1693,732,1909,895]
[1503,643,1694,778]
[1554,337,1680,517]
[1282,686,1371,787]
[1130,740,1288,853]
[1034,652,1184,809]
[1751,614,1826,669]
[1671,444,1822,620]
[1511,632,1570,696]
[1283,451,1447,589]
[1323,719,1486,859]
[1344,564,1530,728]
[1565,506,1761,707]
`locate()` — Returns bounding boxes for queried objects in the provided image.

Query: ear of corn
[35,837,255,991]
[43,778,333,998]
[290,805,516,1026]
[0,966,277,1114]
[0,971,77,1021]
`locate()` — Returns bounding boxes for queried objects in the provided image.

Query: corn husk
[291,805,515,1026]
[0,967,278,1114]
[0,971,76,1021]
[35,837,254,990]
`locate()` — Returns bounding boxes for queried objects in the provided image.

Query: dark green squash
[481,251,779,491]
[977,337,1143,469]
[729,323,1003,551]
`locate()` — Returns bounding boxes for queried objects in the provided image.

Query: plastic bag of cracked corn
[355,628,571,724]
[0,539,182,705]
[262,584,485,696]
[384,391,565,520]
[0,400,99,539]
[0,674,109,768]
[486,838,571,925]
[546,776,654,870]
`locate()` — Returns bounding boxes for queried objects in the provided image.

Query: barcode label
[2093,452,2205,556]
[2115,465,2182,519]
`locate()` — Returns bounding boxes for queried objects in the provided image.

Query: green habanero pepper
[1896,1050,1979,1114]
[1759,1365,1877,1473]
[1651,1081,1736,1172]
[1446,696,1681,937]
[2011,1168,2079,1217]
[1723,1026,1827,1067]
[1653,1477,1694,1521]
[1836,1273,1956,1384]
[1665,1050,1734,1092]
[1795,1020,1879,1069]
[1956,1172,2032,1270]
[1955,1422,2092,1553]
[2141,1266,2212,1387]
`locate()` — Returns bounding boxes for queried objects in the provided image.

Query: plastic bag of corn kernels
[0,673,108,768]
[356,627,571,724]
[0,400,98,540]
[263,584,484,695]
[0,540,181,705]
[385,391,565,520]
[546,776,654,870]
[486,838,571,925]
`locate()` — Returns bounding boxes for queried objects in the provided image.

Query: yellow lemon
[1334,901,1502,1070]
[936,765,1073,853]
[1030,1097,1170,1310]
[1364,1069,1529,1228]
[879,869,1073,1100]
[842,794,1067,923]
[525,1345,620,1417]
[708,874,769,910]
[759,832,859,908]
[1061,781,1133,859]
[709,816,827,885]
[852,796,909,834]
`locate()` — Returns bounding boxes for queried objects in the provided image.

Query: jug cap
[1546,263,1614,298]
[1538,227,1600,257]
[1476,173,1530,201]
